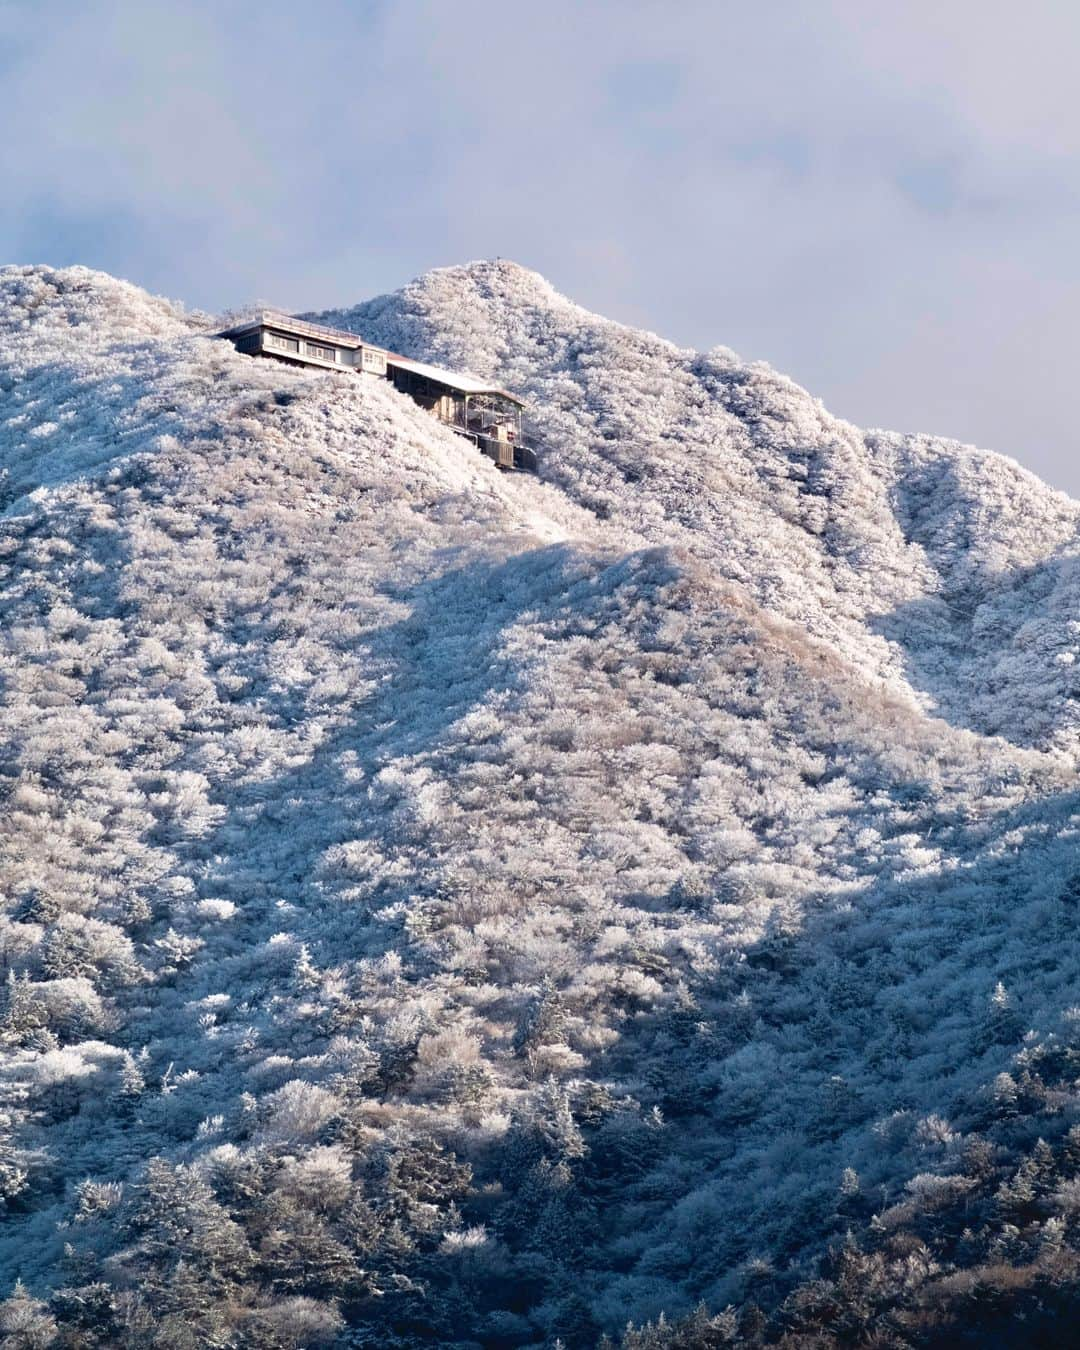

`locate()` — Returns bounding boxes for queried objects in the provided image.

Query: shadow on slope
[0,538,610,1283]
[165,533,1080,1332]
[0,340,222,512]
[870,551,1080,745]
[141,539,617,1005]
[584,773,1080,1321]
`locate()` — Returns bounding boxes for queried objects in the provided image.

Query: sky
[3,0,1080,493]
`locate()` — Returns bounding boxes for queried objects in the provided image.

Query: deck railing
[226,310,371,350]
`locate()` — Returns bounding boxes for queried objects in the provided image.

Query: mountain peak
[0,262,193,339]
[402,257,580,316]
[312,260,1080,753]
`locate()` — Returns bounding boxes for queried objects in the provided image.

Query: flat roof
[221,310,372,351]
[386,354,525,405]
[222,310,526,406]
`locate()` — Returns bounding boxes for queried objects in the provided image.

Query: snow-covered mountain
[2,261,1080,1347]
[319,263,1080,752]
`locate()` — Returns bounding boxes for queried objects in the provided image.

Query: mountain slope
[1,262,1079,1347]
[318,261,1080,751]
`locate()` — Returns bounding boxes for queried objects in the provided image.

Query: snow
[384,352,524,400]
[321,259,1080,752]
[1,259,1080,1343]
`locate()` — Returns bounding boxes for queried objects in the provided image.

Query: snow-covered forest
[3,260,1080,1347]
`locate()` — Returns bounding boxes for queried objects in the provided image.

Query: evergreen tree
[0,973,55,1052]
[975,981,1023,1053]
[0,1281,57,1349]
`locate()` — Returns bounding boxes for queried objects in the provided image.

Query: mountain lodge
[221,311,536,472]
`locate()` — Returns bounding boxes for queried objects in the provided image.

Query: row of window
[265,333,339,361]
[263,331,388,373]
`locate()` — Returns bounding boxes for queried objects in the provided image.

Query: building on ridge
[221,311,536,472]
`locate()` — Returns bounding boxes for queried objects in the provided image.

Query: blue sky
[3,0,1080,492]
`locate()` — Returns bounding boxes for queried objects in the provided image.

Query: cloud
[2,0,1079,491]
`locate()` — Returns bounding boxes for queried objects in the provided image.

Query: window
[362,349,386,373]
[306,342,337,362]
[266,332,299,353]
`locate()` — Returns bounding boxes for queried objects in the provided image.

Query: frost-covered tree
[0,1281,57,1349]
[4,260,1080,1343]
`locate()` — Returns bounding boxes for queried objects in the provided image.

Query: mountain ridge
[314,259,1080,752]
